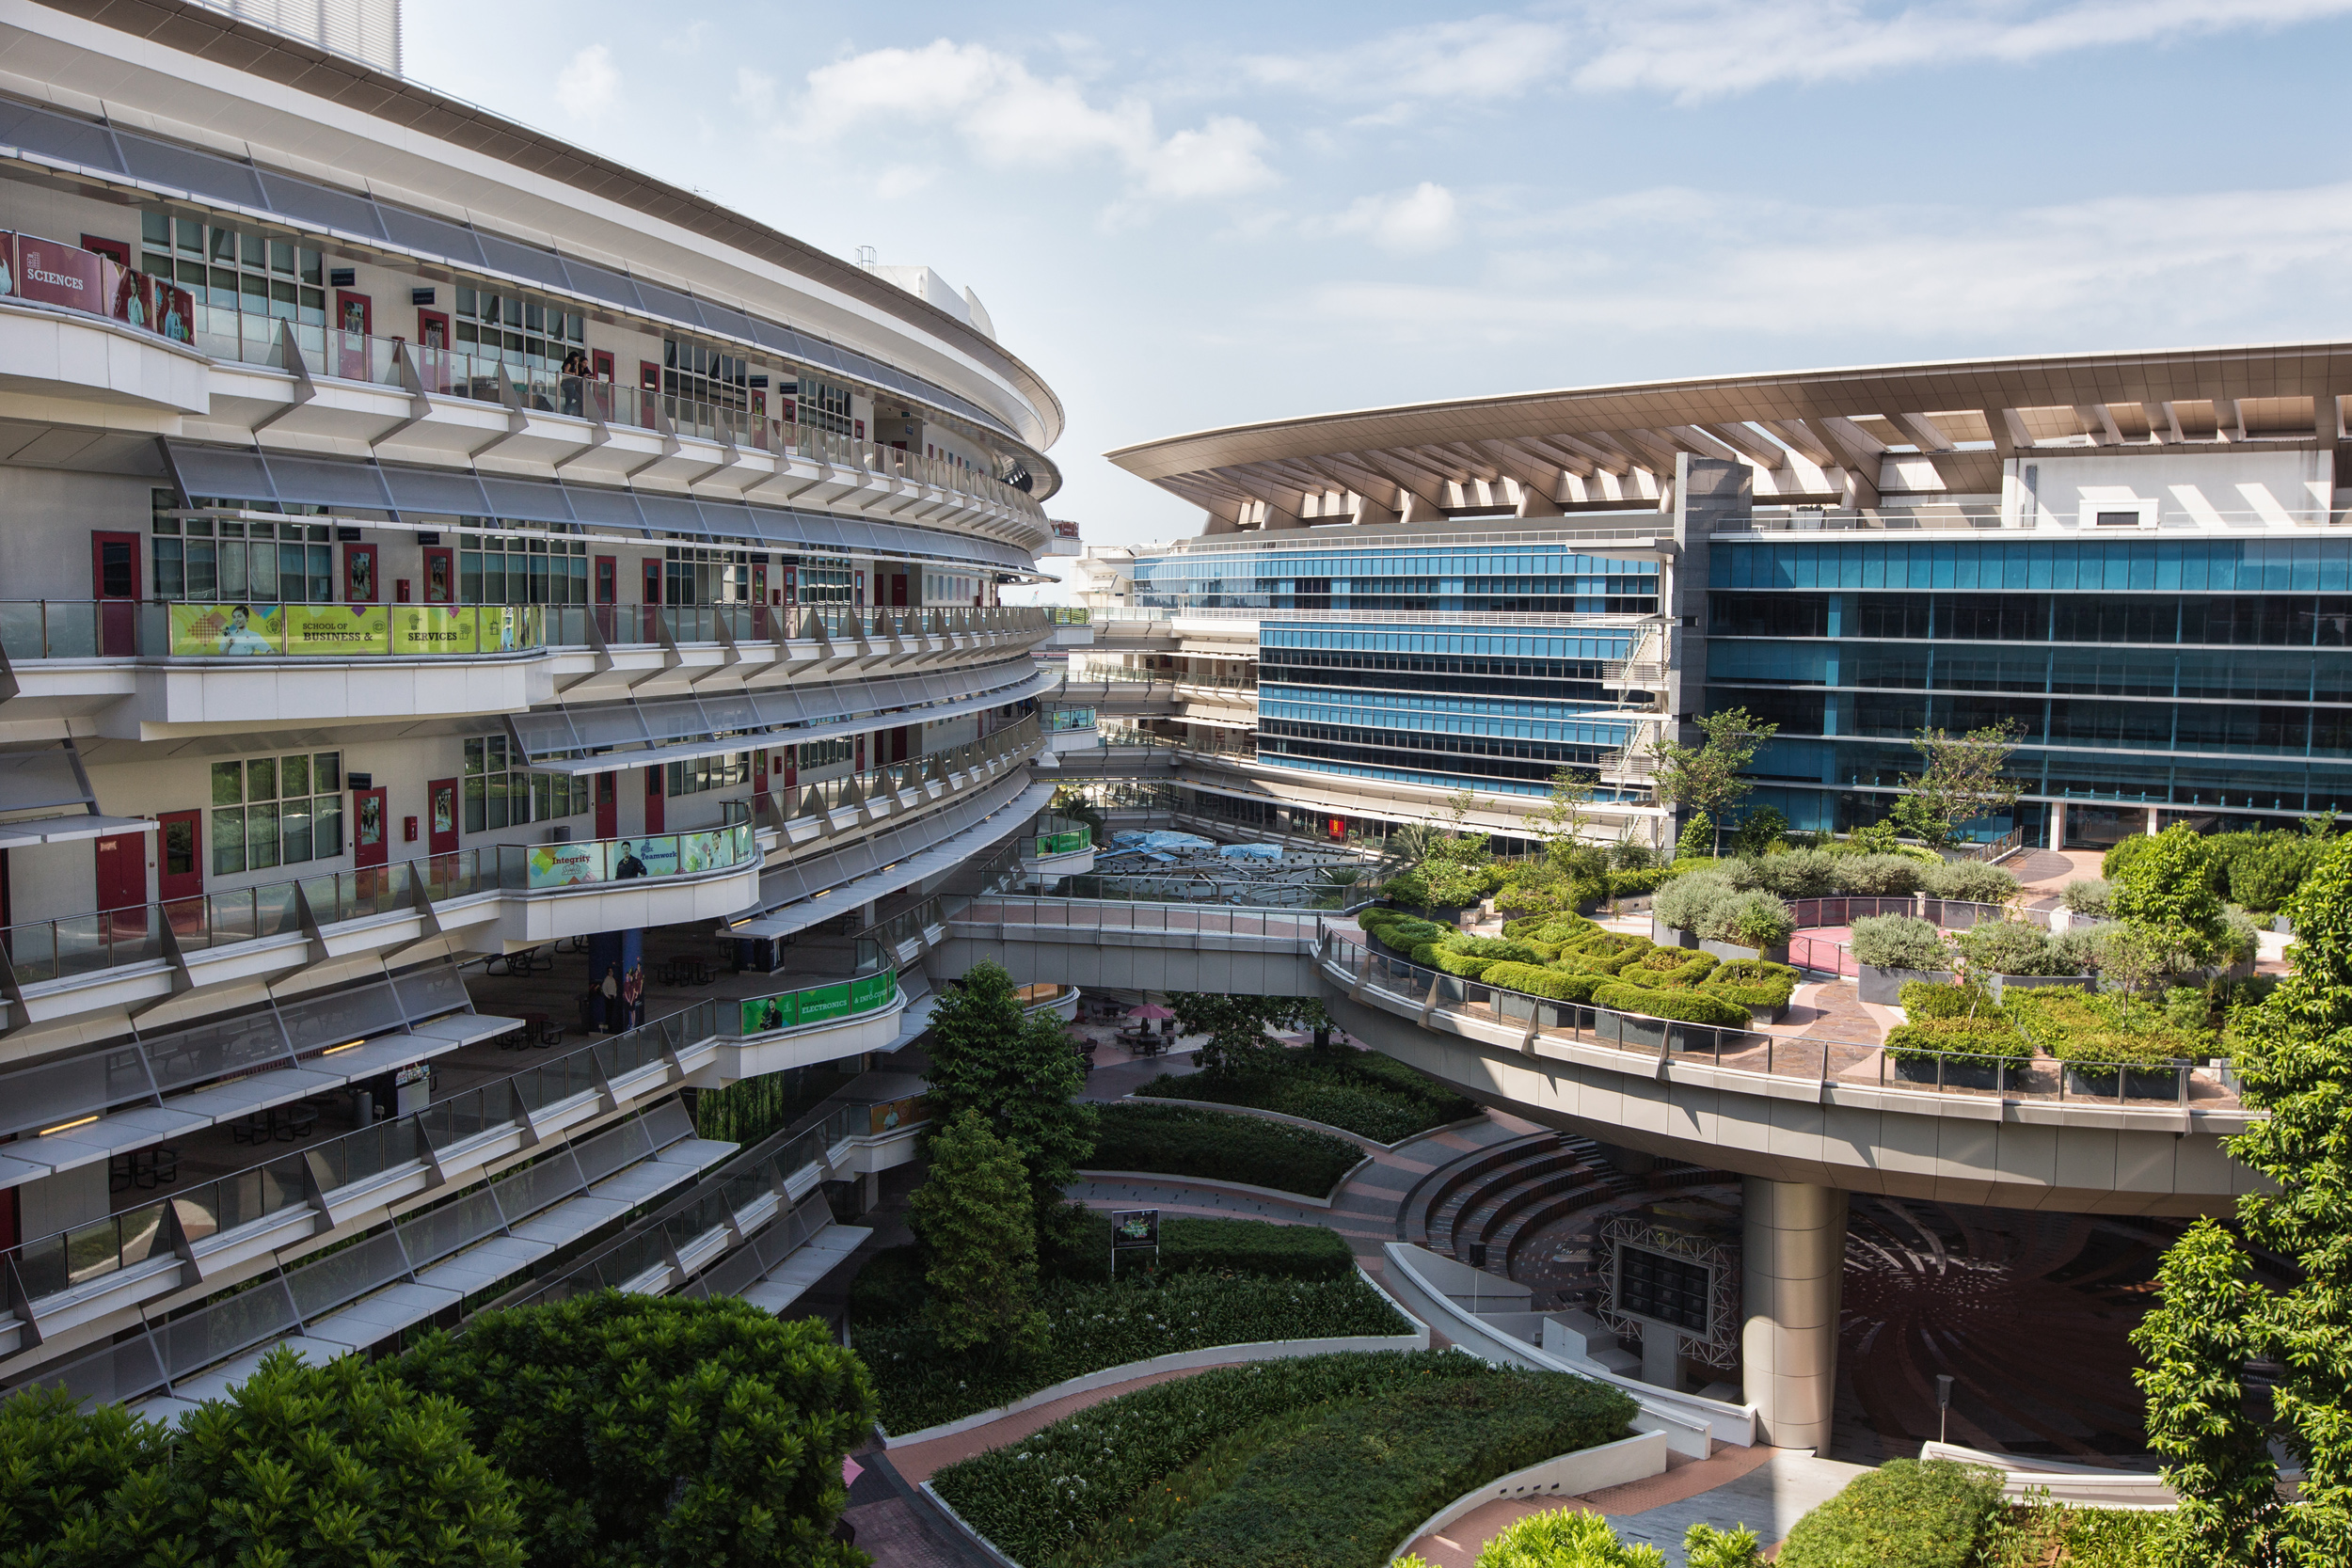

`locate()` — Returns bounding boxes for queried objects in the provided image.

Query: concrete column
[2146,805,2162,835]
[2047,800,2068,851]
[1742,1177,1847,1450]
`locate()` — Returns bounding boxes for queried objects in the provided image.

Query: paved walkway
[1401,1447,1865,1568]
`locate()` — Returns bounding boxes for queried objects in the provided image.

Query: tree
[1168,993,1330,1075]
[1676,812,1714,862]
[1730,805,1788,860]
[1413,789,1495,909]
[103,1348,526,1568]
[0,1385,175,1567]
[2110,823,2230,978]
[1530,768,1597,870]
[398,1294,872,1568]
[926,960,1098,1222]
[1889,721,2024,847]
[2216,833,2352,1564]
[909,1109,1049,1362]
[1652,708,1778,857]
[2132,1219,2280,1567]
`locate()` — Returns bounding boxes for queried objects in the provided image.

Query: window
[661,546,764,606]
[664,752,752,798]
[923,570,979,605]
[466,736,588,832]
[661,335,755,415]
[795,554,853,605]
[210,752,342,875]
[795,737,853,769]
[456,526,588,606]
[151,491,336,604]
[140,212,325,329]
[453,284,583,371]
[788,376,854,436]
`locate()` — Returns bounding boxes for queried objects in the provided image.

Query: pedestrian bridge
[938,896,2256,1217]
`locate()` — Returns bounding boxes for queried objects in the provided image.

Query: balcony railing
[784,714,1041,820]
[1048,707,1098,731]
[0,822,755,987]
[1,601,1048,663]
[200,320,1042,521]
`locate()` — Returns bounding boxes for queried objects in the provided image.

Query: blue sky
[406,1,2352,570]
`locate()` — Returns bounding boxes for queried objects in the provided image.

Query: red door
[343,542,378,603]
[416,308,449,393]
[752,748,770,816]
[354,787,389,871]
[334,291,372,381]
[644,768,664,834]
[427,778,458,855]
[157,810,201,913]
[422,546,453,604]
[595,772,617,840]
[94,831,147,939]
[91,530,141,657]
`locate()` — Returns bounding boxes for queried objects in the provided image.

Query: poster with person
[740,993,793,1034]
[169,603,283,656]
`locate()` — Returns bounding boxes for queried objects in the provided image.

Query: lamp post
[1936,1374,1954,1444]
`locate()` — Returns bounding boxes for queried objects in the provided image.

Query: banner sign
[525,841,602,889]
[169,603,284,656]
[390,606,477,656]
[5,234,195,343]
[867,1094,928,1134]
[1038,830,1089,855]
[738,967,896,1037]
[476,605,541,653]
[283,604,389,656]
[13,233,103,311]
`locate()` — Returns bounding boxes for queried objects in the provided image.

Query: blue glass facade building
[1131,543,1660,615]
[1707,536,2352,846]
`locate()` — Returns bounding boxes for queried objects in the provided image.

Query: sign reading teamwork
[169,603,284,656]
[284,605,389,656]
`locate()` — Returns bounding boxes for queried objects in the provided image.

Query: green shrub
[2101,833,2157,882]
[1652,870,1736,934]
[1479,961,1610,1004]
[1951,918,2079,977]
[1550,935,1658,975]
[1775,1458,2007,1568]
[1733,847,1839,898]
[1898,980,1998,1020]
[848,1243,930,1321]
[1618,946,1720,989]
[2005,988,2201,1069]
[1850,914,1950,971]
[859,1271,1412,1434]
[2061,878,2111,917]
[1605,866,1675,898]
[1831,853,1927,895]
[1089,1103,1363,1196]
[932,1353,1561,1567]
[1883,1018,2031,1068]
[2225,832,2322,912]
[1157,1218,1358,1281]
[1591,982,1751,1026]
[1378,873,1433,909]
[1702,958,1799,1010]
[1708,888,1796,948]
[1138,1048,1474,1143]
[1452,935,1543,962]
[1431,948,1499,978]
[1409,1505,1670,1567]
[1920,860,2019,903]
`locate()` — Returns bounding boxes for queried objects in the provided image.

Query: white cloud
[1325,182,1463,254]
[1248,2,2352,106]
[875,165,937,199]
[1302,180,2352,343]
[556,44,620,121]
[791,40,1275,201]
[1565,0,2352,102]
[1247,16,1572,101]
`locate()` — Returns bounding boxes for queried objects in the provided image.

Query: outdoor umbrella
[1125,1004,1175,1020]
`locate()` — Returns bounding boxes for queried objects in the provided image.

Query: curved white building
[0,0,1080,1407]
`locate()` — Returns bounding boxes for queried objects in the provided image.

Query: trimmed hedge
[1883,1018,2031,1068]
[1617,946,1720,990]
[1702,958,1799,1010]
[1089,1103,1364,1196]
[1139,1048,1475,1143]
[859,1271,1411,1434]
[1591,982,1751,1026]
[1775,1458,2007,1568]
[1476,961,1609,1004]
[1452,935,1542,962]
[1159,1217,1357,1281]
[933,1354,1635,1568]
[2005,988,2200,1069]
[1898,981,1997,1020]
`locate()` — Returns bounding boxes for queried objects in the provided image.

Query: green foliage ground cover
[855,1266,1409,1433]
[1136,1045,1475,1143]
[1367,909,1796,1026]
[931,1352,1633,1568]
[1775,1459,2006,1568]
[1087,1102,1364,1195]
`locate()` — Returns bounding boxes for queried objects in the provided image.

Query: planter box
[1744,1001,1790,1027]
[1858,962,1955,1006]
[2061,1062,2184,1101]
[1699,936,1790,967]
[1988,972,2095,1002]
[1890,1054,2008,1092]
[1651,917,1699,949]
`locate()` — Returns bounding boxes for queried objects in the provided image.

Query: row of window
[1710,537,2352,594]
[1744,752,2352,816]
[1708,641,2352,702]
[209,752,343,876]
[1261,651,1620,704]
[452,283,586,364]
[796,737,854,768]
[139,212,326,326]
[1262,626,1642,660]
[1708,591,2352,646]
[665,752,754,798]
[1258,720,1620,784]
[1709,686,2352,757]
[1259,690,1634,743]
[464,736,588,832]
[1136,548,1661,582]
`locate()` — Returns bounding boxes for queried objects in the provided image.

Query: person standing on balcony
[561,348,586,418]
[623,960,645,1028]
[599,964,620,1033]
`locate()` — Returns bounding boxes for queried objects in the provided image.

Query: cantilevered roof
[1107,341,2352,531]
